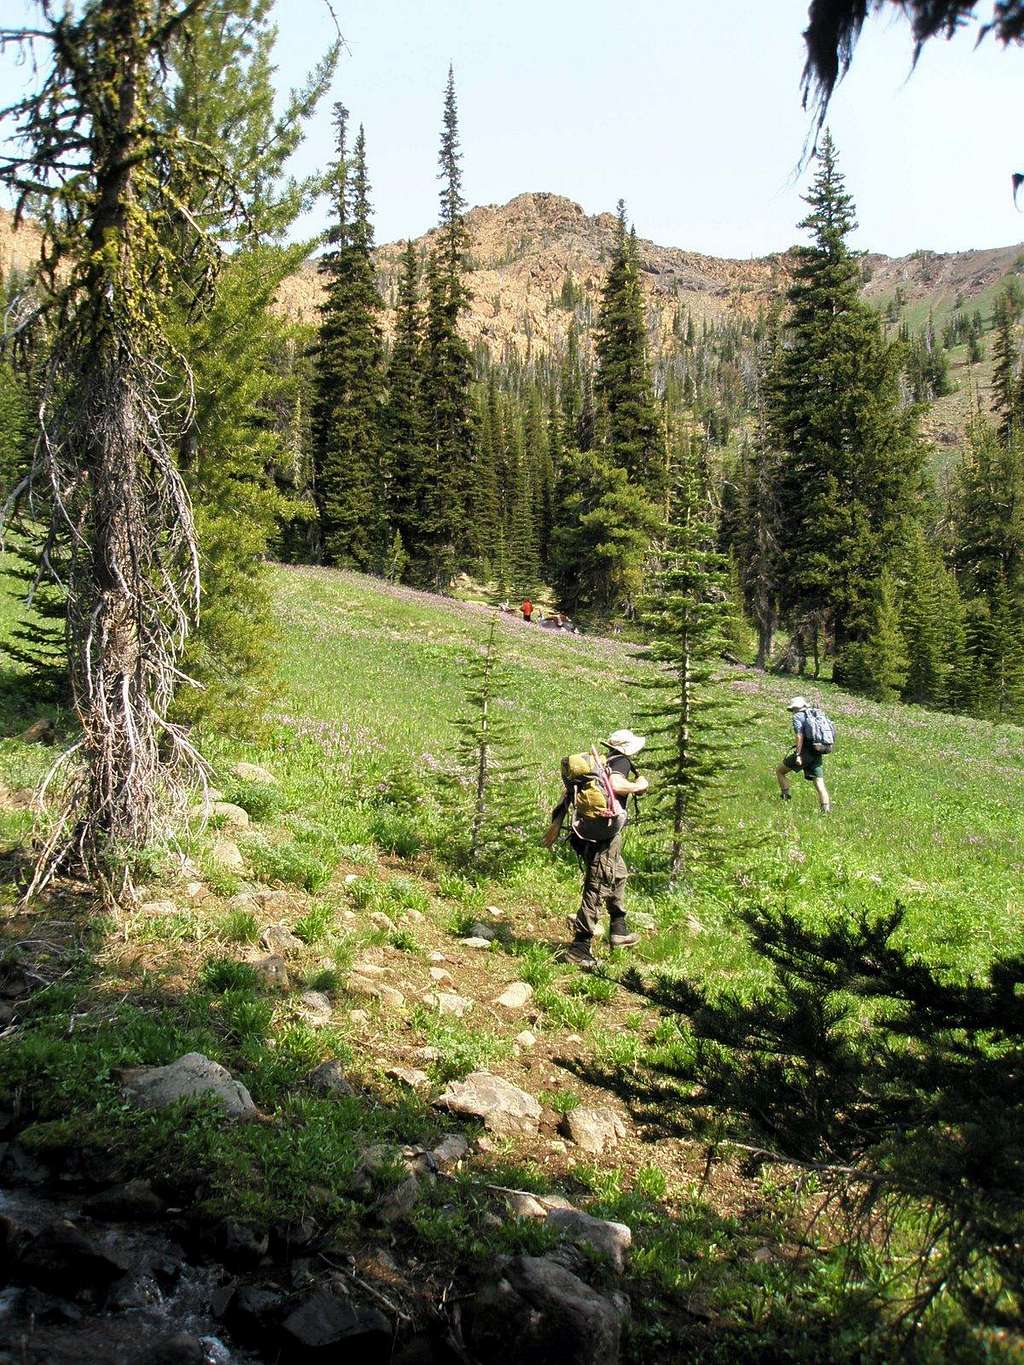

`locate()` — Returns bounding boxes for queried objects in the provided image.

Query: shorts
[784,749,824,780]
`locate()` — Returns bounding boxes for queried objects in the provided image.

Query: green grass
[2,562,1022,1362]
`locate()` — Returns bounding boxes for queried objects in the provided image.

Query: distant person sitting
[522,598,533,623]
[777,696,833,813]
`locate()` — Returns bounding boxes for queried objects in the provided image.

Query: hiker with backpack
[542,729,650,968]
[777,696,833,813]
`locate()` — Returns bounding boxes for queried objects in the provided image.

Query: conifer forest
[0,3,1021,1364]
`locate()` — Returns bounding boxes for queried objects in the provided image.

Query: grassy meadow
[1,562,1022,1362]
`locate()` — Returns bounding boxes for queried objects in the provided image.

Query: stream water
[1,1185,263,1364]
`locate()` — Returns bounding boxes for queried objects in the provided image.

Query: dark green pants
[572,832,627,941]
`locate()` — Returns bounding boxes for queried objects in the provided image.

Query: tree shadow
[563,902,1024,1342]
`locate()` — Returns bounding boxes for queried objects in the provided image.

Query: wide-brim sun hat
[603,728,646,756]
[787,696,809,711]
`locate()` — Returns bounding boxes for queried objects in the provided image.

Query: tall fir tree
[311,111,386,570]
[634,447,748,885]
[767,132,922,688]
[420,68,476,587]
[381,241,428,577]
[594,203,667,502]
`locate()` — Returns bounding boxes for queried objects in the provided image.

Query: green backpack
[560,748,626,843]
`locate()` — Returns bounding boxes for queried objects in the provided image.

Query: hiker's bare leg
[776,762,791,796]
[814,776,830,812]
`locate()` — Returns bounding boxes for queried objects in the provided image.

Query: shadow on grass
[562,902,1024,1349]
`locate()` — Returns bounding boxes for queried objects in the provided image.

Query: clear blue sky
[2,0,1023,257]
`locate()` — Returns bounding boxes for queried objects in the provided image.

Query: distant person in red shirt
[522,599,533,622]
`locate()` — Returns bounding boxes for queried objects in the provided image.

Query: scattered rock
[121,1053,255,1118]
[343,873,360,885]
[254,954,290,991]
[466,921,497,941]
[223,1283,288,1341]
[349,1009,369,1025]
[299,990,333,1020]
[212,801,250,830]
[304,1060,355,1096]
[210,837,245,874]
[495,982,533,1010]
[257,887,304,913]
[506,1192,549,1219]
[379,984,406,1009]
[468,1255,622,1365]
[217,1219,270,1267]
[429,967,452,983]
[19,1220,129,1295]
[421,991,473,1018]
[387,1066,429,1089]
[280,1289,390,1357]
[435,1071,541,1136]
[353,961,389,977]
[184,881,207,902]
[685,913,704,935]
[474,1136,494,1152]
[459,937,493,950]
[81,1179,165,1221]
[564,1106,627,1156]
[374,1174,421,1225]
[228,891,260,913]
[546,1208,632,1272]
[139,899,178,916]
[132,1331,208,1365]
[516,1030,537,1049]
[232,761,277,785]
[485,905,503,918]
[347,973,382,999]
[403,908,426,924]
[428,951,446,962]
[430,1134,469,1170]
[261,923,305,955]
[369,911,398,933]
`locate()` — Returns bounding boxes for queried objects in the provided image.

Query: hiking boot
[565,941,598,970]
[609,930,640,948]
[780,789,792,801]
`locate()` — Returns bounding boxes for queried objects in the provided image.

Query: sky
[2,0,1023,259]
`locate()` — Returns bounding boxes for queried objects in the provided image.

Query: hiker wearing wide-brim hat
[543,728,650,969]
[776,696,832,813]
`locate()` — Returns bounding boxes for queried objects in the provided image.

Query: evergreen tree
[420,68,476,587]
[899,526,957,708]
[594,203,667,501]
[991,288,1024,442]
[633,449,748,885]
[381,241,428,577]
[441,618,535,871]
[840,570,909,701]
[767,132,922,687]
[550,450,661,616]
[311,111,386,570]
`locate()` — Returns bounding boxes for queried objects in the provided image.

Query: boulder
[495,982,533,1011]
[280,1289,390,1358]
[467,1255,622,1365]
[347,974,382,1000]
[564,1106,627,1156]
[387,1066,430,1089]
[545,1208,632,1273]
[377,984,406,1009]
[139,899,178,916]
[262,923,305,956]
[374,1174,421,1225]
[19,1219,130,1295]
[304,1060,355,1096]
[430,1134,469,1170]
[212,801,250,830]
[466,921,497,941]
[435,1072,541,1136]
[254,954,290,991]
[121,1053,256,1118]
[19,717,55,745]
[299,990,333,1020]
[353,960,389,977]
[428,967,452,983]
[422,991,473,1018]
[210,837,245,874]
[82,1179,166,1221]
[516,1030,537,1049]
[459,937,493,950]
[369,912,397,933]
[232,761,277,785]
[131,1332,208,1365]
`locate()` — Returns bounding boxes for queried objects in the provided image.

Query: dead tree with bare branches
[0,0,245,903]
